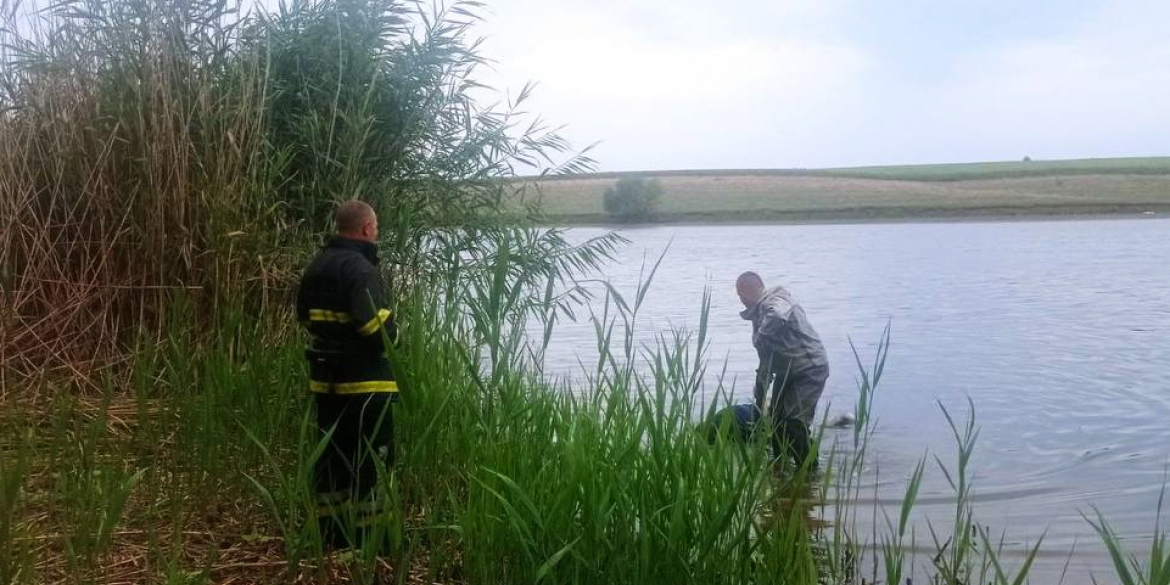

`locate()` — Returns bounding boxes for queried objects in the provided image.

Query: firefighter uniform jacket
[296,237,398,397]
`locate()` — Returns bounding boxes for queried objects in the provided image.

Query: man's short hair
[335,200,375,234]
[736,271,764,289]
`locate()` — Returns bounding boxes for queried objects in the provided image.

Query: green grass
[532,157,1170,223]
[0,230,826,584]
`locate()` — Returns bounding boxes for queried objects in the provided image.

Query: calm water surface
[538,217,1170,582]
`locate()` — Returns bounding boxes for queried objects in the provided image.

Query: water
[538,217,1170,582]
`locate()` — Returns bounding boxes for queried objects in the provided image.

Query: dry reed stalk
[0,4,288,394]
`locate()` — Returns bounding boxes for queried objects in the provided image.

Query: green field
[533,157,1170,223]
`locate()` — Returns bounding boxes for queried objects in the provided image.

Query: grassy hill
[531,157,1170,223]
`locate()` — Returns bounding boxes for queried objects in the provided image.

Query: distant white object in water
[1142,211,1156,216]
[826,412,855,428]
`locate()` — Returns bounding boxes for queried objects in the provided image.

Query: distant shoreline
[529,157,1170,228]
[542,205,1167,229]
[526,156,1170,183]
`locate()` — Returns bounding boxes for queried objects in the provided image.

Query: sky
[473,0,1170,171]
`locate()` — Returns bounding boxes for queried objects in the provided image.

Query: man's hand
[754,357,771,412]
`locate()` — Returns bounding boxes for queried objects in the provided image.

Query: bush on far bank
[603,177,663,221]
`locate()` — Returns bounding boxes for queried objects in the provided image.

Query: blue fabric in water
[708,403,762,443]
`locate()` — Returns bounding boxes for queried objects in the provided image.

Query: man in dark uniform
[296,200,398,549]
[736,271,829,470]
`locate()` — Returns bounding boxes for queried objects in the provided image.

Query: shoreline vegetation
[529,158,1170,225]
[3,0,1170,582]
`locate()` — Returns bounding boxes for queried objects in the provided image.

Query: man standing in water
[736,271,829,470]
[297,200,399,548]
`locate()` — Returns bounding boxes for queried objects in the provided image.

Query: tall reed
[0,0,588,389]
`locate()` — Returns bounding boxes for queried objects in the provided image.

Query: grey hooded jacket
[740,285,829,380]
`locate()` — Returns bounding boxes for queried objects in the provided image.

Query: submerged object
[706,405,856,444]
[825,412,855,429]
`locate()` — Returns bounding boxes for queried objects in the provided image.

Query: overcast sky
[474,0,1170,171]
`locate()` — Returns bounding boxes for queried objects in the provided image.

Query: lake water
[538,217,1170,583]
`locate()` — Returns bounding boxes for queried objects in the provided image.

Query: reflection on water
[538,217,1170,583]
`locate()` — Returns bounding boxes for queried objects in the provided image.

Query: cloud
[848,0,1170,164]
[477,0,869,170]
[9,0,1164,169]
[477,0,1170,170]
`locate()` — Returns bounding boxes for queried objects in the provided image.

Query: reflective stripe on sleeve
[308,309,353,323]
[310,380,398,394]
[358,308,393,336]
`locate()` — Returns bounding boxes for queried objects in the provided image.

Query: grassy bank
[533,158,1170,224]
[0,236,839,584]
